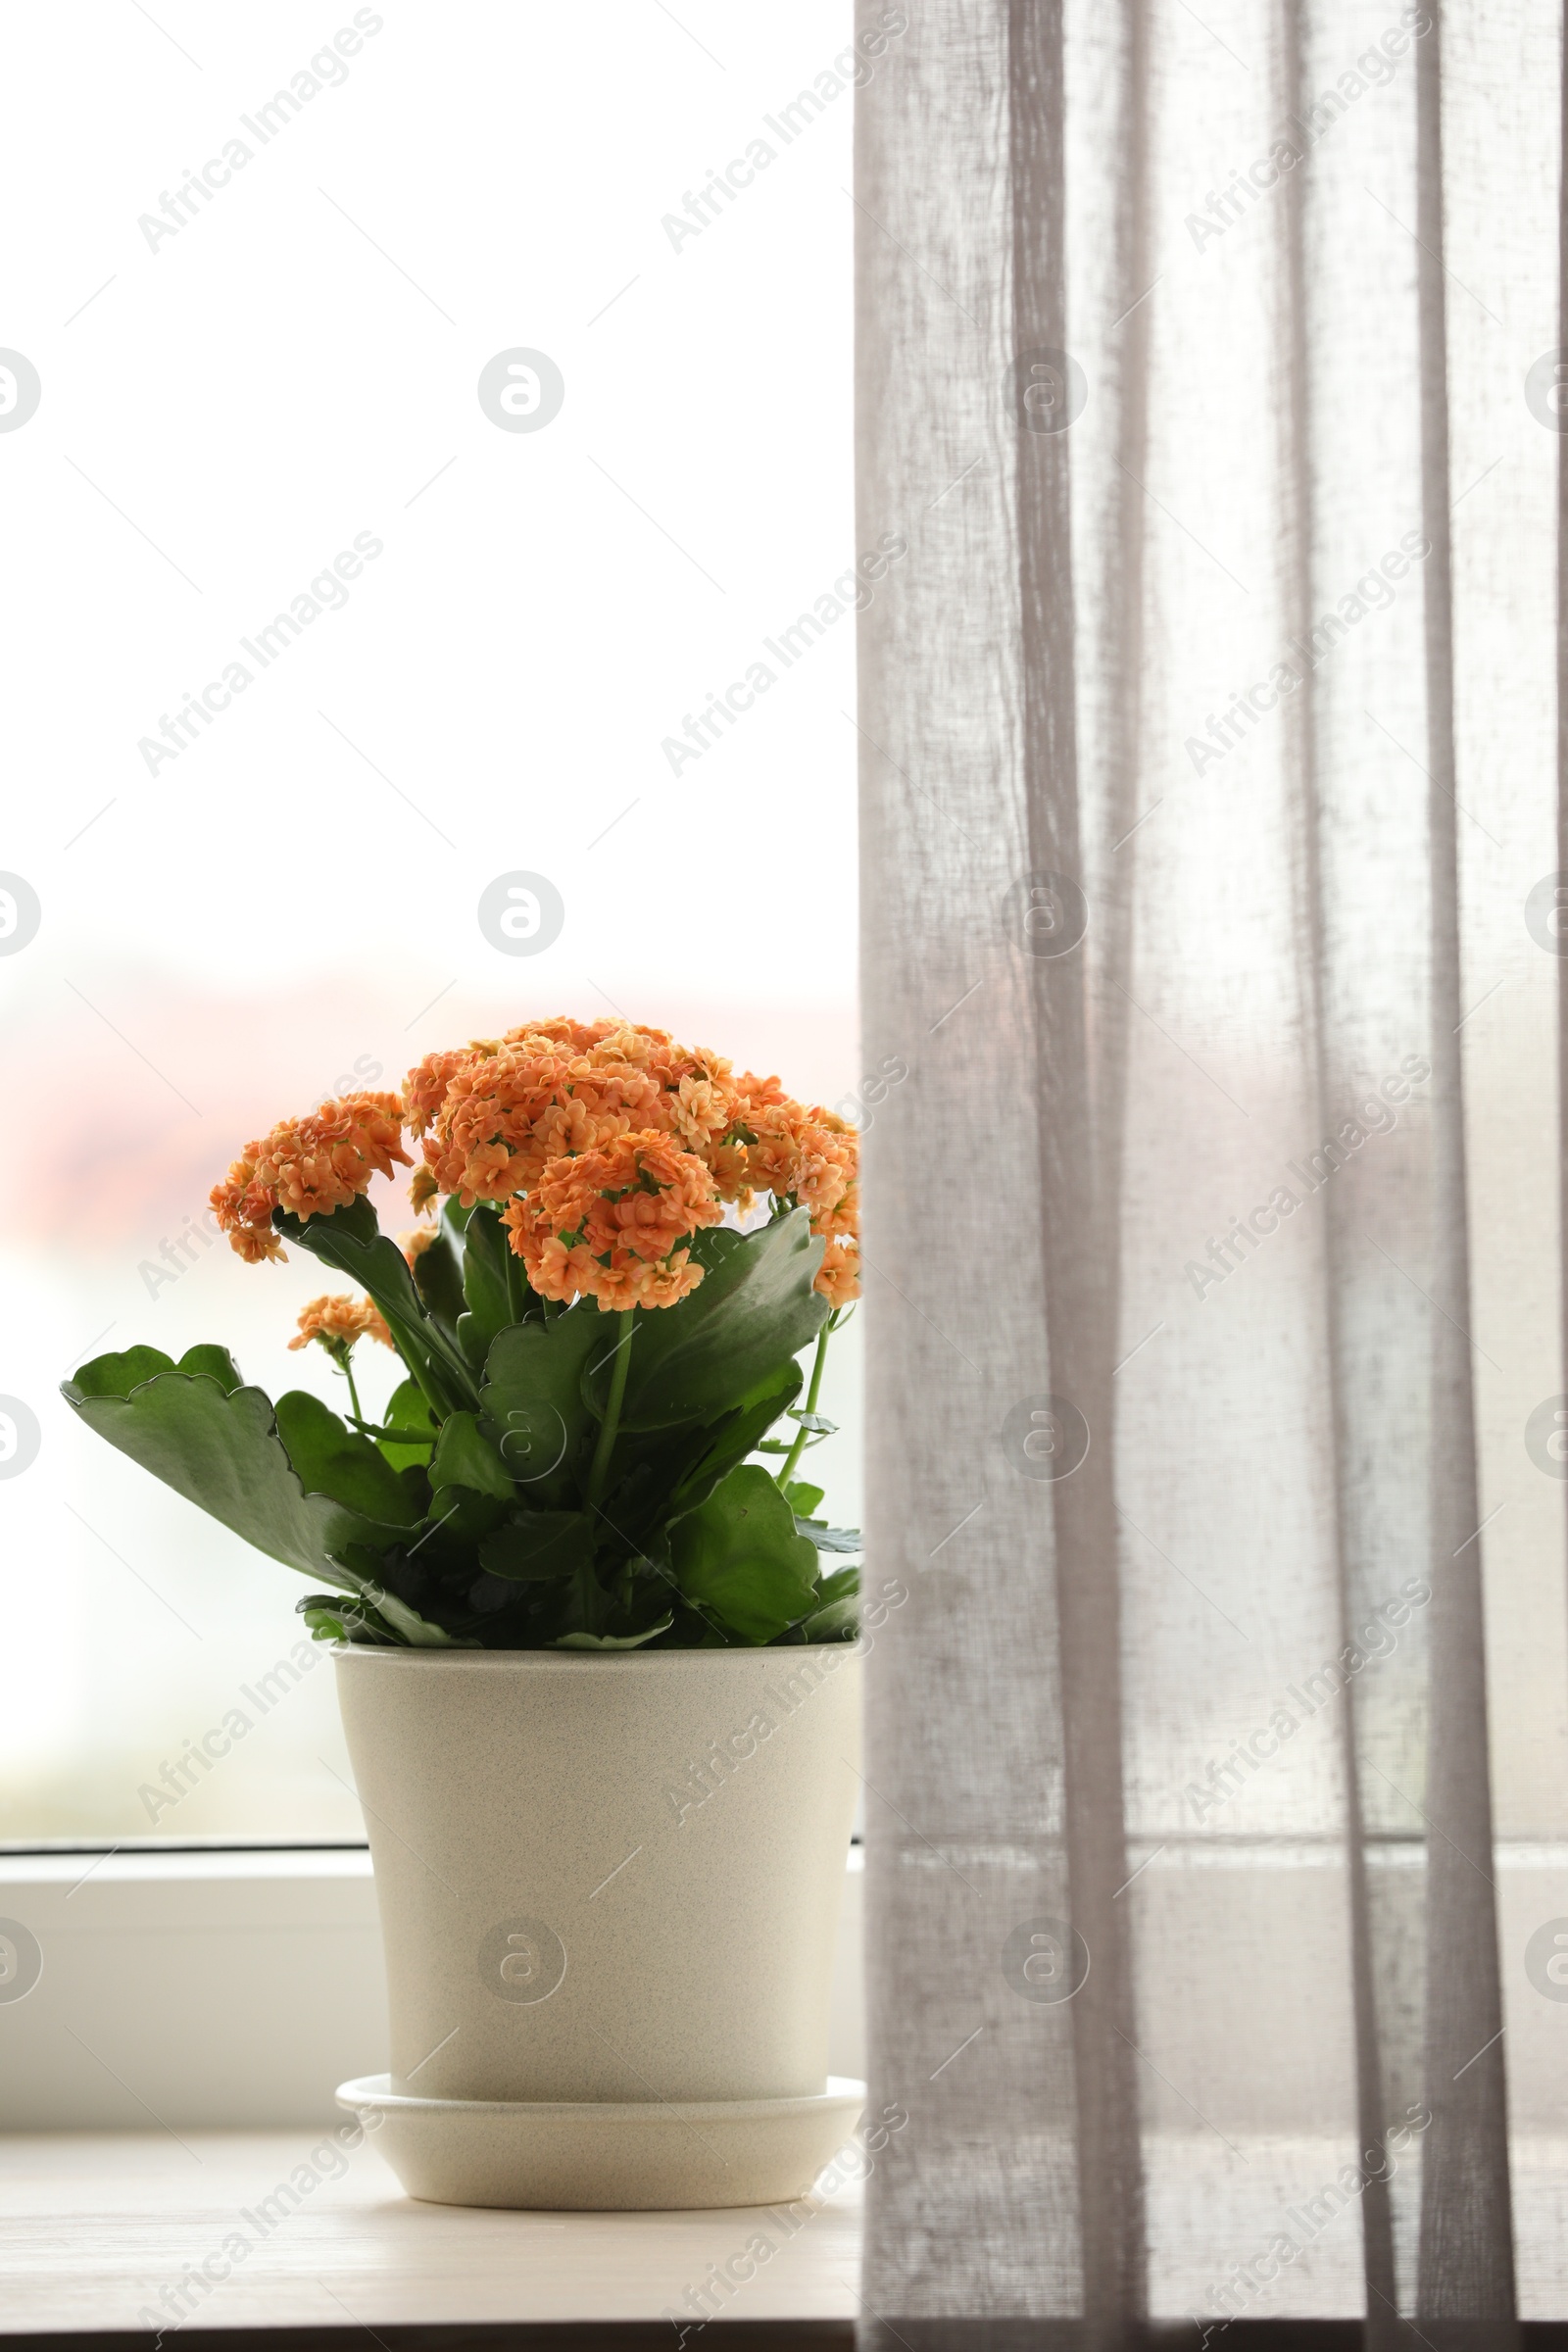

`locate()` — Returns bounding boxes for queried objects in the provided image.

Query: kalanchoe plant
[62,1017,862,1651]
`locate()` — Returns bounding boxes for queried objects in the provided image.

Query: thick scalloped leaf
[272,1390,426,1527]
[61,1369,409,1586]
[662,1362,803,1518]
[430,1411,514,1501]
[667,1464,822,1644]
[70,1346,179,1399]
[479,1307,602,1500]
[587,1211,829,1434]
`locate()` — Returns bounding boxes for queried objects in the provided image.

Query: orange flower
[288,1294,394,1353]
[395,1019,858,1301]
[815,1236,861,1309]
[212,1093,411,1263]
[407,1030,678,1209]
[504,1129,722,1311]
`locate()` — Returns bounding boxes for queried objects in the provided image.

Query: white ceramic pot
[332,1643,863,2209]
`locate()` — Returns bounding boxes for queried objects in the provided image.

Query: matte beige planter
[332,1644,862,2209]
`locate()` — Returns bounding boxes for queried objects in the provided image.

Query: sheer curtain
[856,0,1563,2336]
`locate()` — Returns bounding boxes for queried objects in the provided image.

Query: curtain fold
[857,0,1559,2335]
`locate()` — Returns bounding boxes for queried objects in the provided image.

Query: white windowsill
[0,2129,863,2332]
[0,1843,865,2131]
[0,1843,867,2329]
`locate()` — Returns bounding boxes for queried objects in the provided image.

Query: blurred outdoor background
[0,5,865,1837]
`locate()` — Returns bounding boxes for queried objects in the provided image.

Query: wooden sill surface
[0,2132,861,2334]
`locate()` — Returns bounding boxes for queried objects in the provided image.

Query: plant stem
[585,1311,635,1511]
[776,1321,831,1490]
[341,1354,364,1426]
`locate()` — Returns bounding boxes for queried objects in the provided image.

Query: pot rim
[330,1640,865,1669]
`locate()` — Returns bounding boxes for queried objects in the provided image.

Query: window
[1,5,862,1841]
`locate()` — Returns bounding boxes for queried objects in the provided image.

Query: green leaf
[480,1308,603,1498]
[296,1591,396,1643]
[787,1410,838,1435]
[458,1203,519,1367]
[421,1485,510,1549]
[782,1481,824,1517]
[276,1196,479,1414]
[811,1565,860,1607]
[293,1580,479,1655]
[662,1363,803,1519]
[374,1591,479,1646]
[796,1517,863,1553]
[556,1554,613,1642]
[592,1210,829,1433]
[297,1597,355,1642]
[556,1617,673,1650]
[61,1369,407,1586]
[797,1564,860,1642]
[69,1346,178,1399]
[272,1391,427,1528]
[410,1207,466,1336]
[667,1464,822,1644]
[373,1379,438,1473]
[478,1510,594,1582]
[429,1410,514,1501]
[175,1345,244,1395]
[800,1595,860,1641]
[71,1343,245,1405]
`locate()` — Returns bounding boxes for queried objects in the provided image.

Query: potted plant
[63,1018,866,2209]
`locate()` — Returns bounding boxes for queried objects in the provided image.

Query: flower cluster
[288,1293,394,1355]
[403,1019,859,1310]
[212,1093,411,1264]
[212,1024,858,1311]
[505,1131,723,1312]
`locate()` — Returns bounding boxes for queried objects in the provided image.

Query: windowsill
[0,1846,867,2331]
[0,2129,863,2332]
[0,1846,865,2131]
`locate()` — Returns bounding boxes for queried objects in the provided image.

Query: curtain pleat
[1410,12,1518,2327]
[857,0,1550,2337]
[1276,5,1403,2338]
[1009,0,1148,2328]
